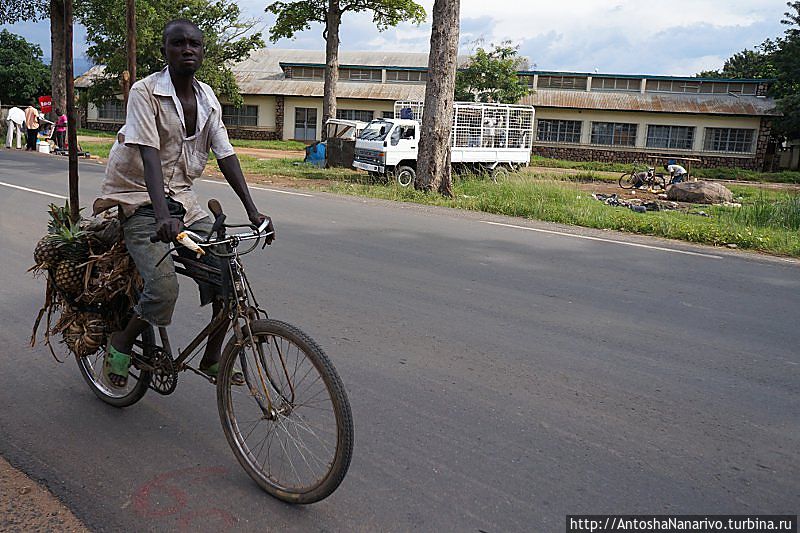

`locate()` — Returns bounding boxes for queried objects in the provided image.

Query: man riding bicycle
[92,18,274,388]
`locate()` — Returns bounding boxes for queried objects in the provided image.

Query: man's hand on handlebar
[155,216,184,243]
[248,211,275,245]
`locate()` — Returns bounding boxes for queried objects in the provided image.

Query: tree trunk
[322,0,341,142]
[49,0,66,119]
[417,0,460,196]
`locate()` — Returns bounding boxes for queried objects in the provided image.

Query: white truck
[353,101,535,186]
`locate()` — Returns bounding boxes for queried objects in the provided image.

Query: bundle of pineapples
[30,202,142,360]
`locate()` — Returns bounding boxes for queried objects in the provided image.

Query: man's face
[162,23,204,76]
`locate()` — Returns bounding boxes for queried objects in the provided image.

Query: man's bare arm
[217,154,275,242]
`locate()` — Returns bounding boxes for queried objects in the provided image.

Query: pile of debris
[592,193,680,213]
[30,203,141,361]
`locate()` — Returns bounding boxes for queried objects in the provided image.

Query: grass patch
[530,155,800,184]
[77,128,116,138]
[229,139,306,151]
[79,140,113,159]
[322,174,800,256]
[236,155,363,181]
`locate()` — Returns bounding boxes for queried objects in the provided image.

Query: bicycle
[74,199,354,504]
[619,163,666,190]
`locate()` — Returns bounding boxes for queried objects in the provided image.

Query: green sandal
[104,344,131,388]
[201,362,245,386]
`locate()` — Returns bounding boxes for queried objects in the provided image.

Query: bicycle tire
[75,326,154,408]
[619,172,637,189]
[217,319,353,504]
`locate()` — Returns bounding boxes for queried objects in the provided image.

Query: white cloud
[1,0,790,76]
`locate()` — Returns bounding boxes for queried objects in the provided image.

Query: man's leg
[107,210,180,385]
[5,120,12,149]
[200,298,230,370]
[183,217,233,372]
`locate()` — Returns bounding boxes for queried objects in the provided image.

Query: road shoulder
[0,455,87,532]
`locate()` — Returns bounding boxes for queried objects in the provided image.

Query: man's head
[161,19,204,76]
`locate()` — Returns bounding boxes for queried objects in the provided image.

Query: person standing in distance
[93,19,275,387]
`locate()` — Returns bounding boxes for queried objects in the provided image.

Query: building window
[97,99,125,121]
[645,79,759,95]
[294,107,318,141]
[537,75,587,90]
[291,66,324,80]
[336,109,375,122]
[591,122,637,146]
[536,119,582,143]
[340,68,382,82]
[646,125,695,150]
[386,70,427,83]
[520,75,536,89]
[222,105,258,127]
[591,77,640,92]
[703,128,755,153]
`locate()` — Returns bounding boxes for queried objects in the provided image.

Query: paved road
[0,150,798,532]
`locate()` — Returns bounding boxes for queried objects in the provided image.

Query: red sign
[38,96,52,114]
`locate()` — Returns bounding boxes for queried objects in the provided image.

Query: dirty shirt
[93,67,235,226]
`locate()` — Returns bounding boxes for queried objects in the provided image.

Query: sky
[1,0,790,77]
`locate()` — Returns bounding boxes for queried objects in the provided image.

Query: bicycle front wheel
[217,319,353,504]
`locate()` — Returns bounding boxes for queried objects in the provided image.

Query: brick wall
[275,96,285,141]
[531,145,764,170]
[85,121,122,132]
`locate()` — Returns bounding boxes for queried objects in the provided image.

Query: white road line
[201,179,313,197]
[481,220,723,259]
[0,181,67,199]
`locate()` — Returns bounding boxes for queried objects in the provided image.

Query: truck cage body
[393,100,535,155]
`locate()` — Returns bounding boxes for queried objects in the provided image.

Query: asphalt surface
[0,149,798,532]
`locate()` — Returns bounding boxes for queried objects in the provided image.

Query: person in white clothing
[664,159,688,184]
[5,107,25,149]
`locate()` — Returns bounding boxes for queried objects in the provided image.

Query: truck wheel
[490,165,510,183]
[396,166,416,188]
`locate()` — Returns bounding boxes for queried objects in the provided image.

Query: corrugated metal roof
[522,89,780,116]
[235,75,426,100]
[234,49,432,75]
[75,65,106,89]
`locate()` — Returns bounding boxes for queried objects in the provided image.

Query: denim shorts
[123,198,223,327]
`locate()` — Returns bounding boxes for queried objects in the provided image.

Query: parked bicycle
[619,163,666,190]
[75,200,354,504]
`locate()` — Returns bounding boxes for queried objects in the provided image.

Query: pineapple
[55,258,86,295]
[34,201,89,296]
[33,202,85,268]
[33,234,63,267]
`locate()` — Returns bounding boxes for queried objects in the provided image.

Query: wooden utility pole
[123,0,136,108]
[64,0,79,222]
[417,0,460,196]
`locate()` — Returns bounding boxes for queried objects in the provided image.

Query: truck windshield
[359,120,392,141]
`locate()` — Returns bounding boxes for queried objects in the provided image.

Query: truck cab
[353,119,420,185]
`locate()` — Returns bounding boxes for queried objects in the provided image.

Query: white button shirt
[93,67,236,225]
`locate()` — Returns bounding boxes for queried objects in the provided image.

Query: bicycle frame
[142,225,292,419]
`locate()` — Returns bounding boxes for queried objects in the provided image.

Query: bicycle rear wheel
[76,327,154,408]
[619,172,637,189]
[217,319,353,504]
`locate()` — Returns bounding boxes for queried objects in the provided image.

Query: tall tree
[417,0,459,196]
[455,40,530,103]
[0,30,51,105]
[699,2,800,140]
[266,0,425,139]
[0,0,67,116]
[773,1,800,139]
[76,0,264,106]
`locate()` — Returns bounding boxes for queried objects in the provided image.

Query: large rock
[667,181,734,204]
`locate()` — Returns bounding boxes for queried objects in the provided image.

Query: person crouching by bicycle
[92,18,275,388]
[665,159,688,184]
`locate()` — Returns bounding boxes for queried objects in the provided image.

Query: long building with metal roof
[79,48,781,170]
